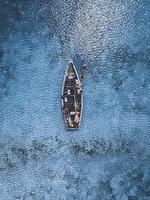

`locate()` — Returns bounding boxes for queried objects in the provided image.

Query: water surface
[0,0,150,199]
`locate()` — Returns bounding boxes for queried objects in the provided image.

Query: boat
[61,60,86,130]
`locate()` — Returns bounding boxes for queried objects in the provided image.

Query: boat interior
[62,62,82,129]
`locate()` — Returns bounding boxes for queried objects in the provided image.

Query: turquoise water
[0,0,150,199]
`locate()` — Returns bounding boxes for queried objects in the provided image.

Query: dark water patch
[88,41,150,85]
[71,137,134,157]
[0,136,65,171]
[0,134,135,171]
[50,0,79,44]
[113,46,150,69]
[96,165,150,200]
[0,63,16,98]
[0,48,5,62]
[114,47,129,64]
[0,1,24,39]
[11,147,28,164]
[119,95,149,115]
[131,103,150,115]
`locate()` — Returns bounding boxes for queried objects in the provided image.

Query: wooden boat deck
[61,61,83,130]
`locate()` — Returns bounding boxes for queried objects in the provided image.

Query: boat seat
[67,90,71,95]
[70,111,75,115]
[64,97,68,102]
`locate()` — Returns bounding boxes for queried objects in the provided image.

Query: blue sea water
[0,0,150,199]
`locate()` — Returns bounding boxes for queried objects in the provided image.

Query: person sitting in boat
[68,117,74,127]
[76,118,80,124]
[75,83,81,88]
[75,79,81,88]
[76,110,80,116]
[68,74,74,79]
[75,112,80,124]
[64,107,68,115]
[69,122,74,128]
[68,69,75,79]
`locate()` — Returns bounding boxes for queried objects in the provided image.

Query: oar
[80,64,88,86]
